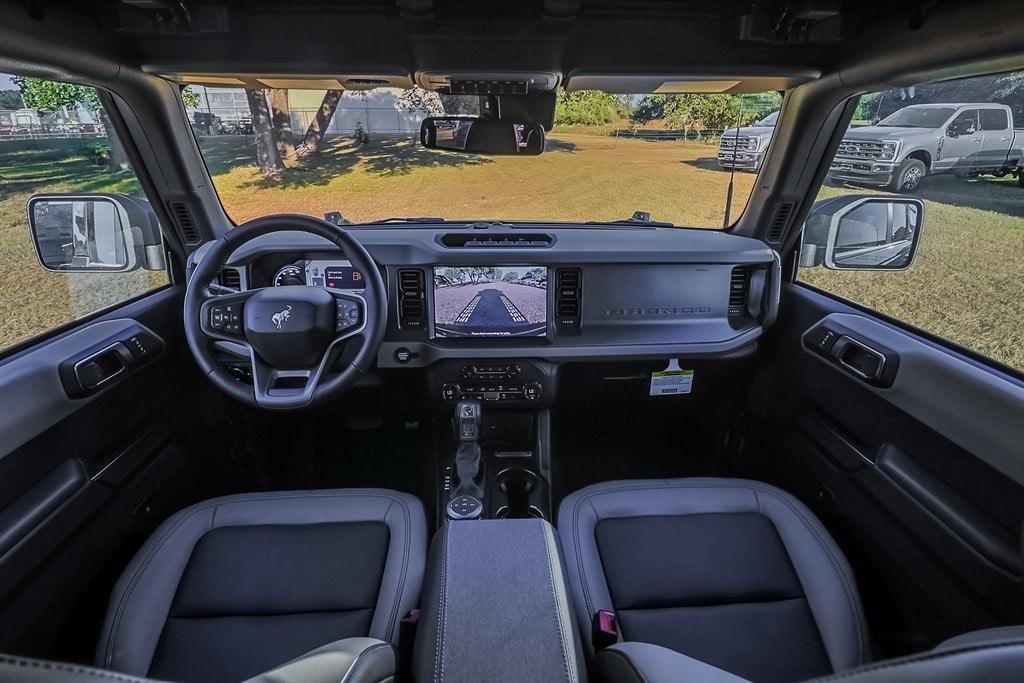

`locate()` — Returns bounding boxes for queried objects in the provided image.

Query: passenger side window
[0,73,168,354]
[797,70,1024,373]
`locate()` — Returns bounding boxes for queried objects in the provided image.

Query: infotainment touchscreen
[433,267,547,338]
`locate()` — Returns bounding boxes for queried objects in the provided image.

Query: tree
[245,89,284,175]
[0,89,23,109]
[397,87,445,116]
[630,92,780,132]
[555,90,618,126]
[268,89,296,160]
[181,86,201,109]
[630,95,670,126]
[298,89,343,156]
[14,76,129,171]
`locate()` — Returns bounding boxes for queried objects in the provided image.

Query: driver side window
[0,73,168,355]
[950,108,979,135]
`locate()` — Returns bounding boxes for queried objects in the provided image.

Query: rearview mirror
[420,117,545,155]
[799,195,924,271]
[27,194,165,273]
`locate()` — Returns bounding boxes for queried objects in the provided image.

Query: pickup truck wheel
[890,158,927,193]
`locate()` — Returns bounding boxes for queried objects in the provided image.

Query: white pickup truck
[827,103,1024,192]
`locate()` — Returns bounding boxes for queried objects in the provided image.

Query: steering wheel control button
[209,305,226,330]
[334,299,362,332]
[224,303,243,334]
[446,494,483,520]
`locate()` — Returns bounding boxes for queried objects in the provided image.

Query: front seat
[96,489,427,683]
[558,478,869,683]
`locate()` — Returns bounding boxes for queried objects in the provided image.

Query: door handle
[831,335,887,382]
[58,323,165,398]
[74,343,132,390]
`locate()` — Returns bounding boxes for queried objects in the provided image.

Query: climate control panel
[441,381,542,402]
[430,360,551,406]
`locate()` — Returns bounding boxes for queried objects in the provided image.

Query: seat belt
[592,609,619,650]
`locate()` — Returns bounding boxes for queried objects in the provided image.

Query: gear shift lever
[447,401,484,520]
[455,400,481,442]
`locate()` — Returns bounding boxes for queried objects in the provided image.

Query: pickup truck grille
[718,136,758,152]
[836,139,889,160]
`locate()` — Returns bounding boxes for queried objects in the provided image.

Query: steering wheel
[184,214,387,410]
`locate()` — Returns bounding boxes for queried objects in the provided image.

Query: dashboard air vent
[728,266,749,317]
[217,267,241,291]
[766,201,795,242]
[555,268,582,334]
[397,269,426,330]
[168,201,201,244]
[440,233,553,248]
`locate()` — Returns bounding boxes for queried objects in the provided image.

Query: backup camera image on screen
[434,267,547,338]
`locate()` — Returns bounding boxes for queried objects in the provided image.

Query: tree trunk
[268,89,296,161]
[298,89,343,155]
[245,89,284,176]
[97,109,130,172]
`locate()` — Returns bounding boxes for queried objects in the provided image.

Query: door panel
[737,283,1024,656]
[0,286,232,660]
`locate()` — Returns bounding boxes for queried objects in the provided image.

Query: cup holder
[495,505,545,520]
[496,468,542,519]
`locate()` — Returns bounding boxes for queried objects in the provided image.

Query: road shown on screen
[434,267,547,337]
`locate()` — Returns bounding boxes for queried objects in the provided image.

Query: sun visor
[168,73,414,90]
[565,72,819,93]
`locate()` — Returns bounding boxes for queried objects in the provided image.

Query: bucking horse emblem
[272,305,292,330]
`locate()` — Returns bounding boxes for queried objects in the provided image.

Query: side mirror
[27,194,165,273]
[799,195,924,271]
[946,123,960,138]
[420,117,545,155]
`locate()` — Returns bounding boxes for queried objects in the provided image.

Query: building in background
[186,87,424,135]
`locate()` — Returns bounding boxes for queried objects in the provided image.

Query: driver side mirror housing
[799,195,924,271]
[27,193,165,273]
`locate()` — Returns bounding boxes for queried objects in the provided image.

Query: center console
[413,518,586,682]
[430,359,555,524]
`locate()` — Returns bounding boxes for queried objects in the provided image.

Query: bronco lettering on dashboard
[604,306,712,317]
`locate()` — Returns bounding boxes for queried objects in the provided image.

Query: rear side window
[980,108,1009,131]
[0,73,168,353]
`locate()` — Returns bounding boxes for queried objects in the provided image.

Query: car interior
[0,1,1023,682]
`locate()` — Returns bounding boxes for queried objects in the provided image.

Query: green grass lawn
[2,131,1023,372]
[0,140,166,351]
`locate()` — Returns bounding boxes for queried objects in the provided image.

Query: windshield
[876,106,956,128]
[189,86,781,228]
[754,111,779,126]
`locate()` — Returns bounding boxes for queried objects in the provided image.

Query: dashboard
[193,223,780,370]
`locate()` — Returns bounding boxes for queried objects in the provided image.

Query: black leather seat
[96,489,427,683]
[557,478,869,683]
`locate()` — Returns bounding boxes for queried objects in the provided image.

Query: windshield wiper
[587,211,674,228]
[323,211,445,226]
[361,217,446,224]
